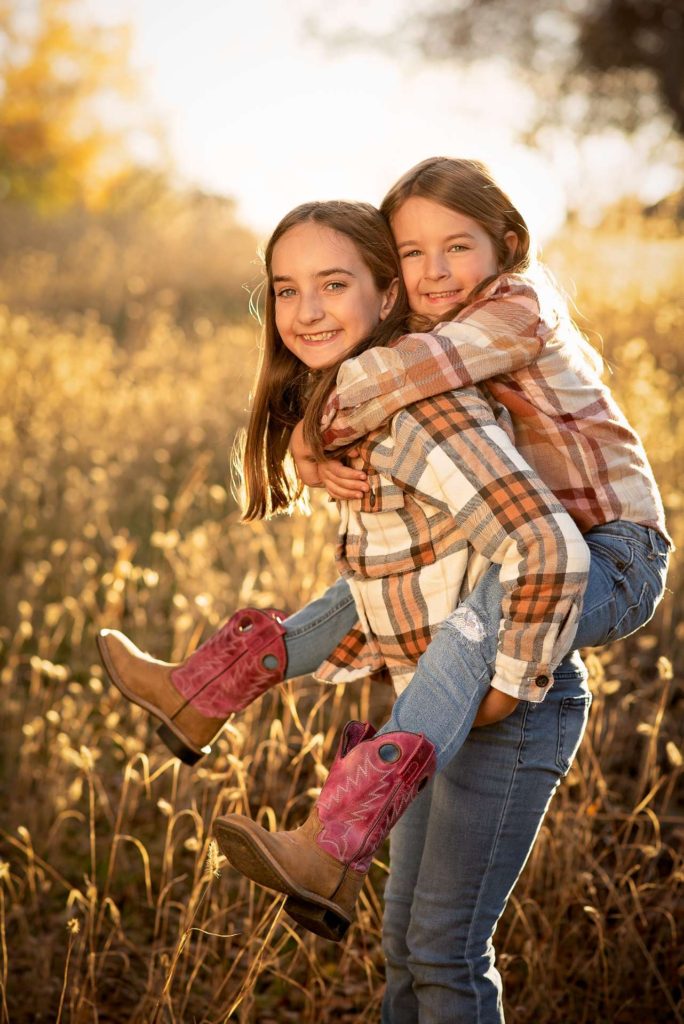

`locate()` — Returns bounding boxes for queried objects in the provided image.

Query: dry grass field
[0,217,682,1022]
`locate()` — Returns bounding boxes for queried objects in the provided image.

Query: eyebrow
[396,233,476,247]
[272,267,356,283]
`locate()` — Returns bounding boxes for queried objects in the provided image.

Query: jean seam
[631,542,669,574]
[607,579,651,641]
[284,595,356,638]
[590,526,668,563]
[580,590,616,621]
[586,537,634,573]
[556,695,591,774]
[556,698,570,774]
[436,664,491,771]
[463,702,530,1022]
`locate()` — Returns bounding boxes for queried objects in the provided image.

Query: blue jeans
[381,663,591,1024]
[281,522,669,1022]
[381,522,667,1023]
[283,576,358,678]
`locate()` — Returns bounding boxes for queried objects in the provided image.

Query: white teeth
[301,330,337,342]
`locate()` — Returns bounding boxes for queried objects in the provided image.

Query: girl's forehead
[391,197,483,239]
[271,222,363,273]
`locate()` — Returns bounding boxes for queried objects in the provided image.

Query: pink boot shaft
[97,606,287,764]
[316,721,437,872]
[171,608,286,717]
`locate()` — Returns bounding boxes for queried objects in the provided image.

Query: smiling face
[271,221,396,371]
[391,195,516,318]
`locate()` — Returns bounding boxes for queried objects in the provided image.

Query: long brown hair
[381,156,531,320]
[238,201,408,520]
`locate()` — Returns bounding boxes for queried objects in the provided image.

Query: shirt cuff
[491,667,554,703]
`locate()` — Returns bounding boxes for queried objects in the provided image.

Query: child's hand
[289,421,322,488]
[319,454,369,500]
[289,421,369,498]
[472,688,519,727]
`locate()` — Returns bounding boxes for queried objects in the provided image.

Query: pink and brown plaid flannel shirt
[321,274,669,542]
[315,388,590,702]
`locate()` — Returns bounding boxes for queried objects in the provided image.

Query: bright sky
[86,0,680,242]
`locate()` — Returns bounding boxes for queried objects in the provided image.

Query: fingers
[324,480,369,500]
[320,460,369,500]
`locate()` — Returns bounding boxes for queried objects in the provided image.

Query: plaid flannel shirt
[321,274,670,543]
[315,389,590,701]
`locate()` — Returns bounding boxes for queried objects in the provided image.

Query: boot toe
[215,816,300,896]
[98,629,157,666]
[214,815,355,942]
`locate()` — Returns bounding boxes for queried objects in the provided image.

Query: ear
[503,230,518,260]
[379,278,399,321]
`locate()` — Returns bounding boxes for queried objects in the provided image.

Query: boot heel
[156,723,206,766]
[285,896,350,942]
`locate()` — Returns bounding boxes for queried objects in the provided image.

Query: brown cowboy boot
[214,720,436,941]
[97,608,287,765]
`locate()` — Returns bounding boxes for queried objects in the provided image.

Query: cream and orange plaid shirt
[315,388,590,701]
[321,274,669,542]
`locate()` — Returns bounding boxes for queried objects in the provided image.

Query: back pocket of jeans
[556,694,592,776]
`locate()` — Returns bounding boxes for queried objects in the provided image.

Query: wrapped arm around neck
[321,276,542,451]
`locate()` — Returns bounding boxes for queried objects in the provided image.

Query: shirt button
[535,674,550,688]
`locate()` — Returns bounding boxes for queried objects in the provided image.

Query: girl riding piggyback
[316,157,670,679]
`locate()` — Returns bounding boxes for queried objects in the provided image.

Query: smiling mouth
[299,330,340,343]
[424,289,462,302]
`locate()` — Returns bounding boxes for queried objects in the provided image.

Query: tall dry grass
[0,215,682,1022]
[0,182,260,337]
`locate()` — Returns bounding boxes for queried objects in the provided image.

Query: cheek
[471,255,497,282]
[481,247,501,276]
[274,308,289,338]
[400,264,420,294]
[355,287,384,330]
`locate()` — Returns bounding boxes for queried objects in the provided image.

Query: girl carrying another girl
[215,161,668,1019]
[209,197,590,946]
[97,160,669,1022]
[99,197,590,920]
[281,158,670,1020]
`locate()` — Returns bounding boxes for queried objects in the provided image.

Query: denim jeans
[283,576,358,678]
[379,522,668,1023]
[377,522,669,768]
[281,522,669,1022]
[381,663,591,1024]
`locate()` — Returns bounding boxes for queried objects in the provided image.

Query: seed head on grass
[207,839,221,879]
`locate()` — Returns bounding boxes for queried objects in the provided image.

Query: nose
[424,251,449,281]
[296,288,325,325]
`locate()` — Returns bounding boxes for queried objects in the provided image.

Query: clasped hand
[289,420,368,499]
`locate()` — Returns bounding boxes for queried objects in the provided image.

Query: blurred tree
[577,0,684,134]
[417,0,684,138]
[313,0,684,141]
[0,0,138,209]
